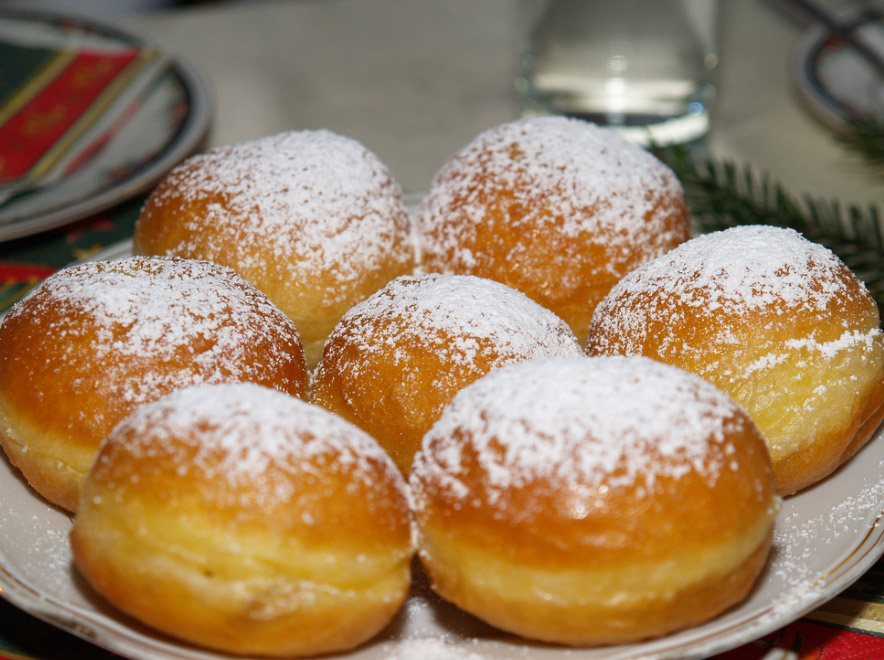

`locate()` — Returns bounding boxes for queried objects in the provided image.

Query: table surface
[123,0,884,204]
[2,1,884,659]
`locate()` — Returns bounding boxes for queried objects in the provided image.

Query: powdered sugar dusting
[382,637,489,660]
[6,256,304,421]
[416,116,686,275]
[104,383,406,502]
[142,129,414,306]
[587,225,884,393]
[741,452,884,633]
[774,457,884,579]
[412,356,756,508]
[591,225,870,347]
[320,273,583,372]
[624,225,850,307]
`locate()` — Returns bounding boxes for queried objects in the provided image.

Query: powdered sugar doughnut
[416,117,691,343]
[410,356,778,646]
[134,129,416,368]
[587,225,884,496]
[71,383,413,657]
[0,256,307,512]
[311,273,583,474]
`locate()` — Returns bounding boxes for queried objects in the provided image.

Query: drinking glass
[516,0,720,147]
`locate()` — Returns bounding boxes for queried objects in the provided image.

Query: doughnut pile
[0,256,307,512]
[416,115,693,342]
[71,383,413,658]
[312,272,584,474]
[2,117,883,656]
[587,225,884,496]
[410,355,779,646]
[133,129,416,368]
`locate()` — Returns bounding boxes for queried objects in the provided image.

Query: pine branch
[836,118,884,176]
[655,146,884,311]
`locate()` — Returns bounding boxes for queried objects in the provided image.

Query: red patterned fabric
[716,620,884,659]
[0,263,56,281]
[0,49,141,183]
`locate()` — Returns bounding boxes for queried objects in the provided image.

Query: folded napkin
[0,17,166,204]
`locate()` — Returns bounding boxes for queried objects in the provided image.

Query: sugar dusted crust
[71,383,413,657]
[312,273,583,474]
[0,256,307,511]
[410,356,779,645]
[587,225,884,495]
[134,129,417,368]
[412,356,773,517]
[416,116,692,342]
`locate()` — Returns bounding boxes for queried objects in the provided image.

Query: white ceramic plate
[3,241,884,660]
[792,1,884,129]
[0,9,212,242]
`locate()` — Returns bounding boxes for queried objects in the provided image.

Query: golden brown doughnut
[71,383,413,657]
[133,129,416,368]
[409,355,779,646]
[587,225,884,496]
[0,256,307,512]
[311,272,584,474]
[415,116,692,343]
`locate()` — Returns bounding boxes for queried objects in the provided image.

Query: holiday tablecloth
[0,194,140,313]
